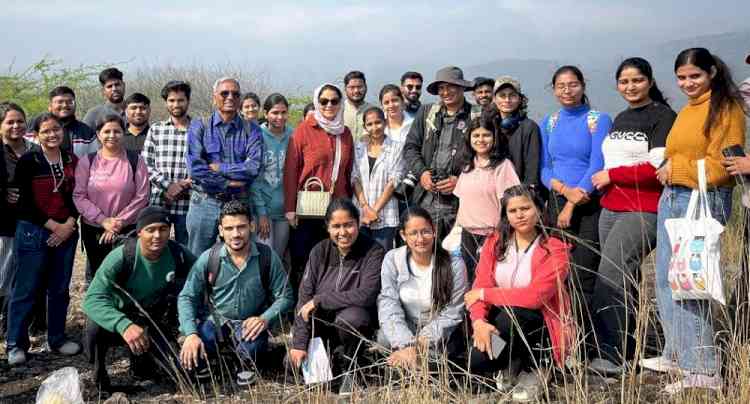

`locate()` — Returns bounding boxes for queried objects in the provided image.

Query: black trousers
[469,307,545,374]
[288,219,328,294]
[85,317,181,386]
[309,306,374,376]
[81,222,134,281]
[461,230,487,285]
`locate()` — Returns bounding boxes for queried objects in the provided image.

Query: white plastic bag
[301,337,333,384]
[35,367,84,404]
[665,160,726,304]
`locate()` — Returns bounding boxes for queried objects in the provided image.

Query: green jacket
[82,243,194,335]
[177,241,294,336]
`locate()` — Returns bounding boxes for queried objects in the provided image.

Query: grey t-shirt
[83,104,126,129]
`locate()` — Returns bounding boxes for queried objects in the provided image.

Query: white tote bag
[665,160,726,304]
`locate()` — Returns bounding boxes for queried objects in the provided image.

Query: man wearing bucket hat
[740,53,750,110]
[403,66,481,242]
[82,206,197,391]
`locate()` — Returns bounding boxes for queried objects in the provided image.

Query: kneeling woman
[377,207,467,368]
[465,185,575,397]
[289,198,385,393]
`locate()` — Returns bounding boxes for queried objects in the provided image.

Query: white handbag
[295,135,341,219]
[665,160,726,304]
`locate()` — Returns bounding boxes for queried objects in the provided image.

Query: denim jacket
[377,246,467,349]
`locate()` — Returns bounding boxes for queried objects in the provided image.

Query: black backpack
[87,150,140,186]
[205,241,274,308]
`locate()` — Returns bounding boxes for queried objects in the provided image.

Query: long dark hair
[494,184,550,261]
[616,57,670,108]
[674,48,746,136]
[324,198,360,226]
[552,65,589,106]
[460,108,509,173]
[400,207,453,313]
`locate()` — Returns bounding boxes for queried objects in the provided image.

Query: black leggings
[81,222,134,281]
[469,307,545,374]
[308,307,374,375]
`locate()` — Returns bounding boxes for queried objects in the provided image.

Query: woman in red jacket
[465,184,574,399]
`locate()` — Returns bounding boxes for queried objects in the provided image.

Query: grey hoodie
[377,246,467,350]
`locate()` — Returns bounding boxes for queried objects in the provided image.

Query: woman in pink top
[73,114,149,280]
[453,110,519,280]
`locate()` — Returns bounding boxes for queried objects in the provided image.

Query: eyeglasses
[405,84,422,91]
[218,90,241,99]
[554,82,582,91]
[404,229,435,239]
[319,98,340,107]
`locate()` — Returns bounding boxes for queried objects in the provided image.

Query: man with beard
[400,71,423,119]
[28,86,99,157]
[403,66,478,242]
[185,77,263,256]
[84,68,126,129]
[342,70,373,140]
[82,207,196,391]
[122,93,151,153]
[178,201,293,379]
[472,77,495,108]
[142,81,193,246]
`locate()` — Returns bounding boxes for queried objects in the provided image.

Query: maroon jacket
[292,234,384,350]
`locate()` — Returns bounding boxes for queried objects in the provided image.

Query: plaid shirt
[141,117,191,215]
[351,136,404,229]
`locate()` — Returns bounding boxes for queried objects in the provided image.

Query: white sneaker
[7,348,27,366]
[512,371,541,402]
[664,373,722,394]
[639,356,679,373]
[49,341,81,356]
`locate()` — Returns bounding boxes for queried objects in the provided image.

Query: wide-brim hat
[427,66,474,95]
[493,76,522,94]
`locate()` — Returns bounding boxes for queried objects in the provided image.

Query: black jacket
[292,234,385,350]
[402,101,475,206]
[504,117,542,190]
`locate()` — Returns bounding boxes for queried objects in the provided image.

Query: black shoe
[587,358,624,376]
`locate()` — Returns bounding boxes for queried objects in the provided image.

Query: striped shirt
[351,136,404,229]
[141,117,191,215]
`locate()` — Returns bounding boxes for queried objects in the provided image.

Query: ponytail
[674,48,746,136]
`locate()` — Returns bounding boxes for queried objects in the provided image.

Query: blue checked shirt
[142,117,191,215]
[186,111,263,195]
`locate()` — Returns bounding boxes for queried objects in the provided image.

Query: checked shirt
[141,117,191,215]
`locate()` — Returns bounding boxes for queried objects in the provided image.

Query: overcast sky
[3,0,748,89]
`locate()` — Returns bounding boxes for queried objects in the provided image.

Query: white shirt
[384,114,414,143]
[494,237,538,289]
[399,257,433,326]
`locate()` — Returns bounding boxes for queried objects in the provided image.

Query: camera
[430,168,449,184]
[395,171,418,200]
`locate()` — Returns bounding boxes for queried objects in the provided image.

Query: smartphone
[490,334,507,360]
[722,144,746,158]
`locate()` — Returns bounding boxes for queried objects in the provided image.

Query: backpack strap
[424,103,442,140]
[586,110,601,135]
[87,151,97,167]
[546,111,560,134]
[115,237,139,288]
[204,242,224,302]
[255,242,273,308]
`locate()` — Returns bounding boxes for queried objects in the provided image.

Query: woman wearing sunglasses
[283,84,354,292]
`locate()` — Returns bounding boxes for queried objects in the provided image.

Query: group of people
[0,47,749,399]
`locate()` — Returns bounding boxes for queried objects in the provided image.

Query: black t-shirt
[602,102,676,169]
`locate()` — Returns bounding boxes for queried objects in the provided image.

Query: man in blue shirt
[185,77,263,256]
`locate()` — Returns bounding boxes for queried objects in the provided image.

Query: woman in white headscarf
[283,84,355,291]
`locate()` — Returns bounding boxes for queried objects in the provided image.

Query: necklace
[42,149,64,193]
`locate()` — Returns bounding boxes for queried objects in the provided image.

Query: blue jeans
[655,186,732,374]
[6,220,78,351]
[186,192,222,257]
[359,226,396,251]
[198,319,268,364]
[170,213,189,247]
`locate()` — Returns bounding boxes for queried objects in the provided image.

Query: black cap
[136,206,171,233]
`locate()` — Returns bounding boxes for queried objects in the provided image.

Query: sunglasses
[406,84,422,91]
[218,90,241,99]
[319,98,340,107]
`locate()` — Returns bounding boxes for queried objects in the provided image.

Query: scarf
[312,83,345,136]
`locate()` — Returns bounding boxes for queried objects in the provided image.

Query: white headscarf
[312,83,345,136]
